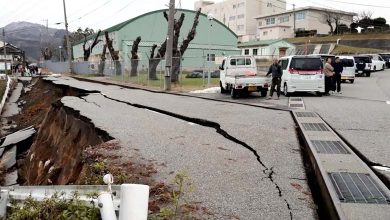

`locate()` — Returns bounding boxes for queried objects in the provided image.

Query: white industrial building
[195,0,286,42]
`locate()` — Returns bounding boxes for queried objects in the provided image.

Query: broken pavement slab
[0,145,16,170]
[0,127,36,150]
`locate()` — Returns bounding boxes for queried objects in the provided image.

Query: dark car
[379,53,390,68]
[354,56,372,77]
[186,70,204,78]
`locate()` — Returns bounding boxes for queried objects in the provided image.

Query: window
[237,14,245,19]
[278,16,289,23]
[237,25,244,30]
[280,60,289,70]
[263,31,268,36]
[295,12,306,20]
[290,58,323,70]
[258,21,262,26]
[233,4,236,9]
[266,17,275,25]
[341,59,354,67]
[253,49,258,55]
[229,16,235,21]
[238,2,245,8]
[260,48,266,55]
[244,49,249,55]
[230,58,251,66]
[207,54,215,61]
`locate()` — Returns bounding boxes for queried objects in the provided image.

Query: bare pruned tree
[82,30,102,61]
[130,36,141,76]
[148,9,201,82]
[321,10,346,35]
[104,31,121,75]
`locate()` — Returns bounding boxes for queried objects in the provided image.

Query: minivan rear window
[341,59,354,67]
[354,57,372,63]
[290,58,322,71]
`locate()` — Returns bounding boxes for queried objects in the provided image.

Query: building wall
[255,8,354,40]
[196,0,286,38]
[72,9,240,70]
[239,41,295,57]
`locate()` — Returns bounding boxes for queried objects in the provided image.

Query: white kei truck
[219,55,271,98]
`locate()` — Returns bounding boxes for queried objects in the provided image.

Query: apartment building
[255,6,356,40]
[195,0,286,41]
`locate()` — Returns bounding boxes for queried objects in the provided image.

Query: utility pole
[62,0,72,74]
[2,29,7,74]
[293,4,296,37]
[164,0,175,91]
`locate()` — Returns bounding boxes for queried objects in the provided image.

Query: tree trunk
[130,59,138,76]
[171,57,181,82]
[98,44,107,76]
[149,58,161,80]
[130,36,141,77]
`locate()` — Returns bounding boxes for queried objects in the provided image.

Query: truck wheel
[366,72,371,77]
[231,88,237,98]
[373,66,376,72]
[220,81,227,94]
[260,89,268,97]
[283,84,290,97]
[350,79,354,84]
[382,65,385,71]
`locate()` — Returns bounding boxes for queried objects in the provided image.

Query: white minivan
[279,55,325,96]
[362,54,386,71]
[338,56,356,83]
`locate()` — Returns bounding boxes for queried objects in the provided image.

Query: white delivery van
[279,55,325,96]
[338,56,356,83]
[219,55,271,98]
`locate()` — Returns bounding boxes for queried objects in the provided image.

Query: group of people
[13,64,39,76]
[323,57,343,96]
[265,57,344,99]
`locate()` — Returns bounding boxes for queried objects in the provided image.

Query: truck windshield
[354,57,372,63]
[341,59,354,67]
[290,58,322,71]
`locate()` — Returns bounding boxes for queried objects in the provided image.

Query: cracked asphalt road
[47,77,317,219]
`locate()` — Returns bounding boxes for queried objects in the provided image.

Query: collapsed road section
[1,76,319,219]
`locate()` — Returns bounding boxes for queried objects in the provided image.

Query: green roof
[238,39,292,48]
[73,8,237,46]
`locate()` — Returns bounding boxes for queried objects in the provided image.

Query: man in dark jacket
[332,57,343,94]
[266,58,283,100]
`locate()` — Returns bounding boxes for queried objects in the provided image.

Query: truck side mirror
[219,66,224,70]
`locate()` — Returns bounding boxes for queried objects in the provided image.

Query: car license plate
[358,70,363,73]
[302,75,312,79]
[248,86,257,92]
[341,77,347,80]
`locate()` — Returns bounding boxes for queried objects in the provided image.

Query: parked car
[219,55,270,98]
[279,55,325,96]
[338,56,356,83]
[186,70,204,78]
[379,53,390,68]
[354,55,372,77]
[362,54,386,71]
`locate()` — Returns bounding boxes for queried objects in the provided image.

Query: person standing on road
[332,57,343,94]
[266,58,283,100]
[323,58,335,96]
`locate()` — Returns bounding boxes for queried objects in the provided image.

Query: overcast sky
[0,0,389,31]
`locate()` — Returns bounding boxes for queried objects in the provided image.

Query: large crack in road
[98,93,294,219]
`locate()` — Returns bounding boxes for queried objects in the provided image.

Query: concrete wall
[339,39,390,51]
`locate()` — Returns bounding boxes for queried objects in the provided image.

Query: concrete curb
[0,76,12,115]
[292,110,390,220]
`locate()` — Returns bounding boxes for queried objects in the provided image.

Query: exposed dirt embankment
[20,100,111,185]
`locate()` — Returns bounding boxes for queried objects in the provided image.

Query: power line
[68,0,115,24]
[324,0,390,9]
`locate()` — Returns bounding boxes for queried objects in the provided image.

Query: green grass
[109,71,219,91]
[332,45,382,55]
